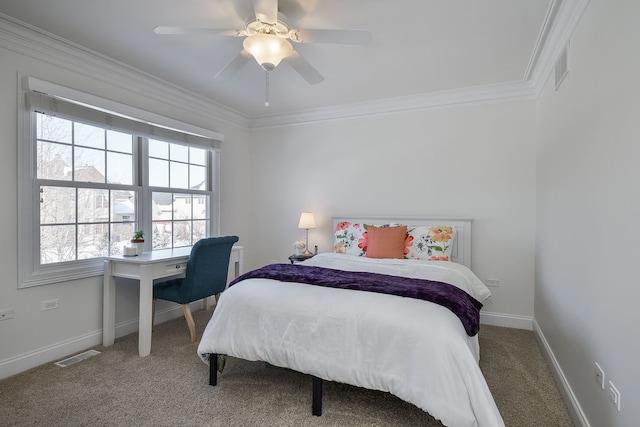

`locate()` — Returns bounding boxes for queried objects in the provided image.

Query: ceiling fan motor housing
[245,18,290,38]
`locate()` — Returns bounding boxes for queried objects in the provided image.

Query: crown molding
[249,80,537,129]
[524,0,563,82]
[0,14,250,129]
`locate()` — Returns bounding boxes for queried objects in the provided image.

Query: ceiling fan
[154,0,371,105]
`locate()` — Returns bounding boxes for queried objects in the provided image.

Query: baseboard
[480,311,534,330]
[533,319,590,427]
[0,329,103,380]
[0,303,197,380]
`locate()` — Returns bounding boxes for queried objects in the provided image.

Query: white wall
[248,100,537,319]
[535,0,640,425]
[0,22,252,377]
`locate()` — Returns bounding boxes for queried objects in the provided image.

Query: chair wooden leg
[183,304,197,343]
[152,298,156,332]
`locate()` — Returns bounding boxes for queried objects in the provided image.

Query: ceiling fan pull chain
[265,71,270,107]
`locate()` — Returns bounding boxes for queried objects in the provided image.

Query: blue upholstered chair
[152,235,239,343]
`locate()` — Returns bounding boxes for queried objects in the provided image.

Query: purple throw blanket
[229,264,482,336]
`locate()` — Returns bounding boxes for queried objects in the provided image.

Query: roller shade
[23,76,223,151]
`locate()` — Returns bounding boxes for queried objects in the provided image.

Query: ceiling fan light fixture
[243,33,293,71]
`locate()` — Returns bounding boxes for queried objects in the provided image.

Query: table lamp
[298,212,316,255]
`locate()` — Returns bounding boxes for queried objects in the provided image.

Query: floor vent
[54,349,101,367]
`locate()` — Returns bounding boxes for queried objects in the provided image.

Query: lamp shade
[243,34,293,72]
[298,212,316,229]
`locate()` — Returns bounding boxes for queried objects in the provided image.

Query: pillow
[366,225,408,259]
[405,226,456,261]
[333,222,368,256]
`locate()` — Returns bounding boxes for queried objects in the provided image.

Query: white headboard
[332,217,473,269]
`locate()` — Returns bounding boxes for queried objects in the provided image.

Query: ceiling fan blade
[290,29,372,45]
[285,50,324,85]
[252,0,278,25]
[215,50,252,79]
[154,26,241,37]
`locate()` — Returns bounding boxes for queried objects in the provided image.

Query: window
[18,76,223,287]
[148,139,211,249]
[37,114,136,264]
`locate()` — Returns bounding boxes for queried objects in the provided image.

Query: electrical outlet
[608,381,621,411]
[485,279,500,287]
[41,299,59,311]
[0,308,14,321]
[594,362,605,389]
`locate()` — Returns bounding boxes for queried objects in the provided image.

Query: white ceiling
[0,0,552,119]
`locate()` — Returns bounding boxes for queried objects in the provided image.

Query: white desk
[103,245,244,356]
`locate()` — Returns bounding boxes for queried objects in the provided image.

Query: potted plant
[131,230,145,255]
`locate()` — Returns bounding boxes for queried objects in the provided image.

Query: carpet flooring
[0,309,573,426]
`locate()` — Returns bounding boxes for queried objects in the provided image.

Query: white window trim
[17,74,223,288]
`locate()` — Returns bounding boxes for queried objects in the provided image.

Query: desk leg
[103,260,116,347]
[139,264,153,357]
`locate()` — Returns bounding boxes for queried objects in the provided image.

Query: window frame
[142,139,219,251]
[17,75,223,288]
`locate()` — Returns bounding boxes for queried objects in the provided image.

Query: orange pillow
[365,225,407,259]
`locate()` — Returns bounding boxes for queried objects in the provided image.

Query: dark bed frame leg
[312,376,323,416]
[210,354,321,416]
[209,353,218,386]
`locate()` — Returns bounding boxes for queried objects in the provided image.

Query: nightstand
[289,254,315,264]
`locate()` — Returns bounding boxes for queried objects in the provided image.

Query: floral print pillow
[404,226,456,261]
[333,222,368,256]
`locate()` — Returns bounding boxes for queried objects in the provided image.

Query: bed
[197,217,504,427]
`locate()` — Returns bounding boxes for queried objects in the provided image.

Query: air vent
[54,349,100,367]
[555,42,569,90]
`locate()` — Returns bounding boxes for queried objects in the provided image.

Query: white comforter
[197,253,504,427]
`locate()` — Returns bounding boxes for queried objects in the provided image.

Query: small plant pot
[131,239,144,255]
